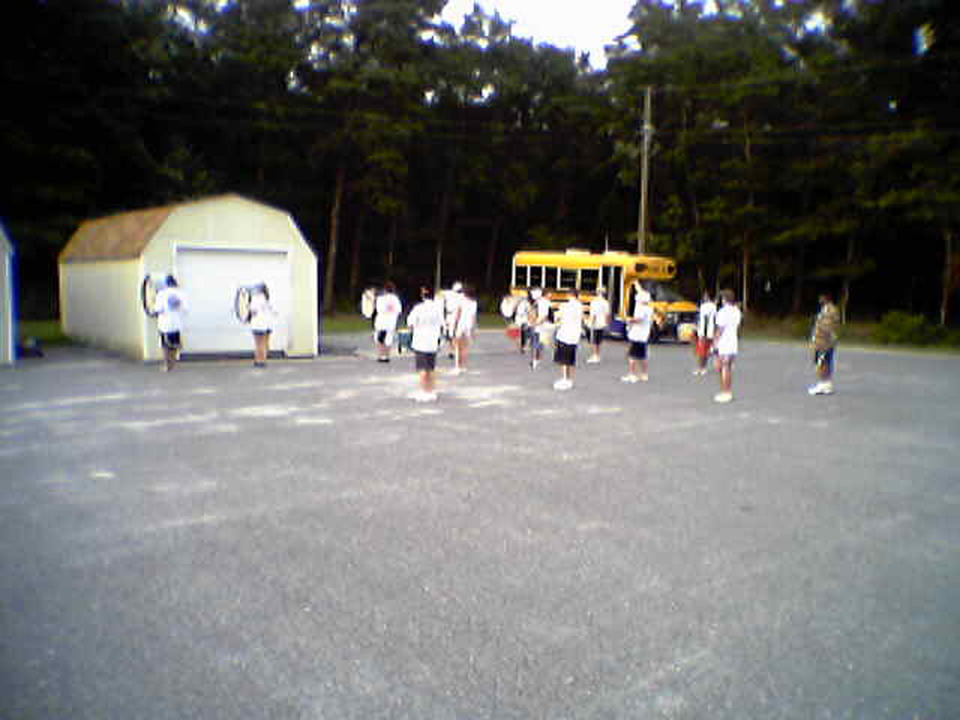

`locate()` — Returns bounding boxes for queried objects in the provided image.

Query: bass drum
[499,294,518,319]
[141,274,162,317]
[234,286,253,324]
[360,288,376,319]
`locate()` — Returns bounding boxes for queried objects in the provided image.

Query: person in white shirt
[153,275,187,372]
[529,288,552,370]
[693,290,717,376]
[443,281,464,359]
[552,289,583,390]
[407,285,444,402]
[622,286,653,383]
[451,284,478,375]
[713,289,742,403]
[249,282,276,368]
[587,287,611,364]
[373,281,402,363]
[513,292,531,353]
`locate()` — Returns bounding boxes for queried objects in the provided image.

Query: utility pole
[638,86,654,254]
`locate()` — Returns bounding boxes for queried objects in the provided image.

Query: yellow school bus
[508,249,698,341]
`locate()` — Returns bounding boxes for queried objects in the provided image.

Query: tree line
[2,0,958,323]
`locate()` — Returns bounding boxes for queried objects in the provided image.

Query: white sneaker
[531,359,539,370]
[713,391,733,404]
[448,367,462,376]
[587,356,600,364]
[639,374,649,382]
[809,382,834,396]
[553,379,573,391]
[620,374,638,383]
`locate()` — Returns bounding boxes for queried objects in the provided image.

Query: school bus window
[560,268,577,289]
[529,266,544,288]
[514,265,529,287]
[544,266,558,289]
[580,268,599,292]
[634,262,648,274]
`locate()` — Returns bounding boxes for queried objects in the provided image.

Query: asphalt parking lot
[2,331,959,719]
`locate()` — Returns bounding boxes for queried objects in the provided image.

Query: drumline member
[249,283,275,368]
[553,289,583,391]
[407,285,444,402]
[693,289,717,376]
[154,275,187,372]
[809,293,841,395]
[443,281,464,359]
[451,284,478,375]
[622,286,653,383]
[513,292,531,353]
[713,289,742,403]
[528,288,551,370]
[587,287,611,364]
[373,281,402,363]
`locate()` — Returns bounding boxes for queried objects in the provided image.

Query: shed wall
[0,234,13,366]
[60,260,144,358]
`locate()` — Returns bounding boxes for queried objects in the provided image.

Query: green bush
[873,311,945,346]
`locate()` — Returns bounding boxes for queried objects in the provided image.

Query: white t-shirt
[249,292,275,332]
[514,297,530,325]
[697,301,717,339]
[454,297,478,337]
[555,298,583,345]
[715,304,742,356]
[589,296,610,330]
[374,293,402,332]
[444,290,463,329]
[154,287,186,333]
[533,297,551,325]
[627,304,653,343]
[408,298,444,353]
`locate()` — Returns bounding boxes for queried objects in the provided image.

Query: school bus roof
[513,250,677,279]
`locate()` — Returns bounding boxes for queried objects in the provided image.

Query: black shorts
[554,341,577,367]
[629,341,647,360]
[415,351,436,372]
[253,329,271,337]
[590,329,605,346]
[160,331,181,349]
[376,329,389,344]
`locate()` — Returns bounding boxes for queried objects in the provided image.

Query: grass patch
[19,320,72,346]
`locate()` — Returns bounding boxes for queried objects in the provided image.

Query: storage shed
[0,224,15,366]
[59,195,318,361]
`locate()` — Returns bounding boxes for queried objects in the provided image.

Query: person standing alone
[713,289,741,403]
[249,283,275,368]
[809,293,841,395]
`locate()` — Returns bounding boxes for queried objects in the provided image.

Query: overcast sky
[440,0,637,69]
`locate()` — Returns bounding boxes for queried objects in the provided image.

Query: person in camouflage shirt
[809,293,841,395]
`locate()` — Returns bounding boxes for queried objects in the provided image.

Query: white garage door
[176,247,291,354]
